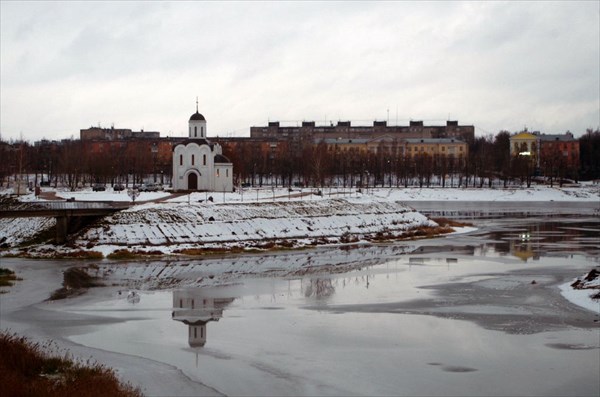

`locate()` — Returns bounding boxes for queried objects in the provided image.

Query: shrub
[106,250,137,260]
[0,268,20,287]
[430,217,473,227]
[0,331,142,397]
[48,267,104,301]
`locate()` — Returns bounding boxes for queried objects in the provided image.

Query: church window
[179,299,182,308]
[226,169,229,177]
[203,155,207,166]
[191,299,194,309]
[201,126,204,136]
[194,327,197,338]
[216,169,220,177]
[179,155,183,166]
[201,327,204,338]
[194,126,197,137]
[192,154,195,166]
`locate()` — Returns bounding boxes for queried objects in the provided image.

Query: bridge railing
[34,201,131,210]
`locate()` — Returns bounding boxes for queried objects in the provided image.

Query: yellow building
[510,132,539,166]
[321,137,467,159]
[404,138,467,158]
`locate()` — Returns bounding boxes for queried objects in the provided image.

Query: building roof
[511,132,538,140]
[173,138,212,151]
[539,133,576,142]
[189,112,206,121]
[214,154,232,164]
[319,138,369,145]
[405,138,465,144]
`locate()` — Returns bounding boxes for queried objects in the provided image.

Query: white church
[172,105,233,192]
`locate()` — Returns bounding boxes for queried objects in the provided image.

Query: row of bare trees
[223,131,586,189]
[0,140,171,191]
[1,129,597,191]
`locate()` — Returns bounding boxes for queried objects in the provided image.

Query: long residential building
[80,126,160,141]
[250,120,475,143]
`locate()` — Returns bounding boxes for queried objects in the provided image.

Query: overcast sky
[1,1,599,142]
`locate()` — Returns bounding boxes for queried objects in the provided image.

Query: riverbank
[1,196,450,258]
[1,184,597,259]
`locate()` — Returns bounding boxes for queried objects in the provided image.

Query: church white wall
[173,143,214,190]
[172,110,233,192]
[189,120,207,138]
[214,164,234,192]
[173,142,233,191]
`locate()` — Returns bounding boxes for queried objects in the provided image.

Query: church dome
[190,112,206,121]
[214,154,231,164]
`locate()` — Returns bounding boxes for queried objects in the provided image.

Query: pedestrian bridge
[0,201,130,244]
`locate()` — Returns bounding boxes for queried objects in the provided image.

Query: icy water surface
[61,216,599,396]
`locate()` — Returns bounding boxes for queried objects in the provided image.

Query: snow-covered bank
[4,183,599,205]
[0,196,443,257]
[79,197,436,256]
[560,268,600,313]
[372,184,600,202]
[2,183,597,257]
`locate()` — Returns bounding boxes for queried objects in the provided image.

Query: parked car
[92,183,106,192]
[113,183,125,191]
[138,183,160,192]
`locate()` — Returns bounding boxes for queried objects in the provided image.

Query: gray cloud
[1,1,598,142]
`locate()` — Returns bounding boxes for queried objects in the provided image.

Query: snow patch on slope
[79,198,434,251]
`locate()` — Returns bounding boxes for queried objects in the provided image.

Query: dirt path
[37,190,61,200]
[136,192,188,204]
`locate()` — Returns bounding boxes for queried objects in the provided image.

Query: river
[1,207,599,396]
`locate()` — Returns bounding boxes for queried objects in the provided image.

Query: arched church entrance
[188,172,198,190]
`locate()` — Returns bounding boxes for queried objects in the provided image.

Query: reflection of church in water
[172,288,234,347]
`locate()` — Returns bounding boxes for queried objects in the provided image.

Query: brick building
[539,132,580,170]
[80,126,159,141]
[250,120,474,143]
[510,131,580,177]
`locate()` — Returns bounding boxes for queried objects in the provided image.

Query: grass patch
[364,225,455,243]
[174,247,245,256]
[0,331,142,397]
[52,251,104,260]
[0,268,21,288]
[48,267,104,301]
[430,217,474,227]
[106,249,139,260]
[106,249,166,260]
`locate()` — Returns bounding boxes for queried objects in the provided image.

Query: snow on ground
[79,198,434,255]
[373,184,600,202]
[1,183,597,256]
[3,183,598,204]
[0,217,55,247]
[53,189,171,202]
[559,268,600,313]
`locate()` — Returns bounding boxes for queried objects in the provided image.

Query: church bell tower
[188,97,207,138]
